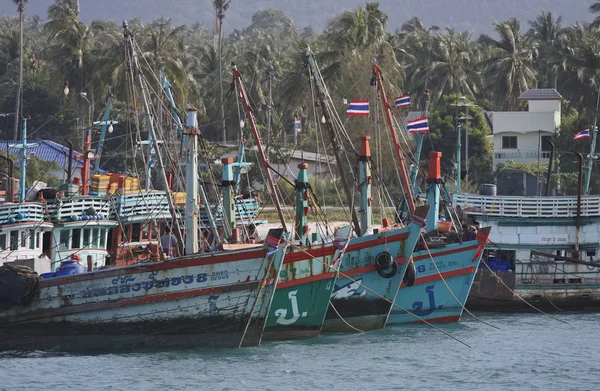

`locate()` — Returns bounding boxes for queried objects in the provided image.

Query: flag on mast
[573,129,590,140]
[407,117,429,133]
[294,117,302,135]
[346,100,370,116]
[394,94,410,108]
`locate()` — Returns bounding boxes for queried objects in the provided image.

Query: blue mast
[409,89,430,195]
[92,94,118,175]
[13,118,37,201]
[161,71,184,139]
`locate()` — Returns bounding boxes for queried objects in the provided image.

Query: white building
[487,89,562,171]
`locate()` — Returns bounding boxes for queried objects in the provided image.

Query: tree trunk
[13,8,24,140]
[218,19,225,143]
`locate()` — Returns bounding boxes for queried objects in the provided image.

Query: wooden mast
[372,61,416,213]
[305,47,361,236]
[232,62,288,232]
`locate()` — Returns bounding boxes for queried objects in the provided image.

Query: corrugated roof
[517,89,562,101]
[0,140,104,172]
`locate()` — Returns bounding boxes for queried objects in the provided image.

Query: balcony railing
[453,193,600,218]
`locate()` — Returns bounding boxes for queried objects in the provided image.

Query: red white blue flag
[573,129,590,140]
[394,94,410,108]
[346,100,370,116]
[407,117,429,133]
[294,117,302,135]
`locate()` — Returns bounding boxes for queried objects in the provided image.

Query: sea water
[0,312,598,391]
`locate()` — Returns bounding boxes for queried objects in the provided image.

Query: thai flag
[394,94,410,108]
[346,100,369,116]
[573,129,590,140]
[294,117,302,135]
[407,117,429,133]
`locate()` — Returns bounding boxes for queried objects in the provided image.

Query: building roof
[518,89,562,101]
[0,140,104,172]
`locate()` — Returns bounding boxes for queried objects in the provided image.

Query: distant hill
[0,0,595,34]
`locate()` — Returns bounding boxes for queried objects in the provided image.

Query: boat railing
[47,196,112,222]
[111,190,171,222]
[0,202,47,223]
[453,193,600,218]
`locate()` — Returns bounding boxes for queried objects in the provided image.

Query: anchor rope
[480,259,569,324]
[484,239,570,323]
[288,243,471,348]
[420,236,499,330]
[328,299,365,333]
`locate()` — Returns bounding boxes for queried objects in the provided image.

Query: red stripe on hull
[401,266,476,288]
[284,231,409,264]
[277,272,336,289]
[4,280,260,324]
[412,244,478,262]
[408,315,461,324]
[40,249,267,287]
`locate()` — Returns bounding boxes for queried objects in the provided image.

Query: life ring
[56,191,64,201]
[375,252,398,279]
[403,261,416,287]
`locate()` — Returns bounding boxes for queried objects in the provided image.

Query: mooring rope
[480,260,569,324]
[289,243,472,348]
[421,236,500,330]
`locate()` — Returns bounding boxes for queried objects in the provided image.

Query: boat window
[29,230,35,250]
[36,232,40,249]
[10,231,18,250]
[20,231,26,247]
[541,136,552,151]
[0,234,6,250]
[122,224,130,243]
[59,229,70,250]
[151,223,158,239]
[92,228,100,247]
[83,228,91,247]
[72,229,81,249]
[99,229,106,248]
[141,223,150,241]
[131,223,141,242]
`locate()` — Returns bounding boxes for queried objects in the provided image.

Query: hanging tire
[403,261,416,287]
[376,252,398,279]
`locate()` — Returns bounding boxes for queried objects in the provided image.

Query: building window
[541,136,552,151]
[502,136,518,149]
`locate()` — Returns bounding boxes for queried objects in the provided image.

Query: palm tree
[422,29,481,104]
[12,0,27,140]
[590,2,600,28]
[528,11,563,88]
[479,18,536,110]
[214,0,230,142]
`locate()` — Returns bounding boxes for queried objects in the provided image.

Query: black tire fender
[375,252,398,279]
[403,261,416,287]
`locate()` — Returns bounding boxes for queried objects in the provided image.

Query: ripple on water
[1,313,600,391]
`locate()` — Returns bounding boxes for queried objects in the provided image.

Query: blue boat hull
[387,238,486,325]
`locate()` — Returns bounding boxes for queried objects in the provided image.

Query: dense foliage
[1,1,600,195]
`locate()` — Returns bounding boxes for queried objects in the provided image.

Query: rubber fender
[375,252,398,278]
[403,261,416,287]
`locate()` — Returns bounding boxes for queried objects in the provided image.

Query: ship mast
[305,47,361,236]
[123,21,184,250]
[371,60,416,213]
[232,63,288,232]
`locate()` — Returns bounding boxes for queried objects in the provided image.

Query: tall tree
[214,0,230,142]
[479,18,536,110]
[12,0,27,140]
[528,11,563,88]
